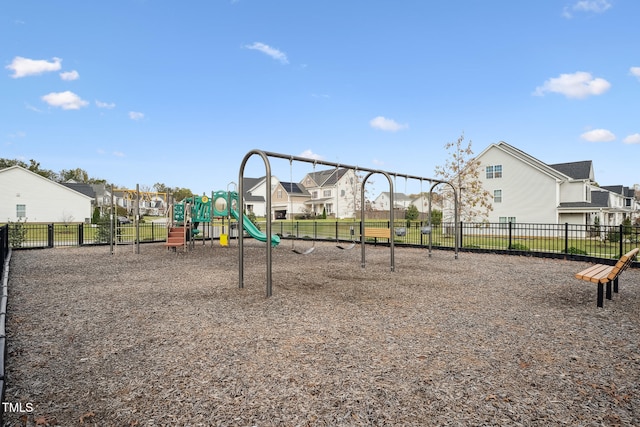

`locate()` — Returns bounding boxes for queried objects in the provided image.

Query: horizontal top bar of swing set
[254,149,448,185]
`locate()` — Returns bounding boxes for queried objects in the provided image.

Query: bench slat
[364,228,391,239]
[576,265,612,283]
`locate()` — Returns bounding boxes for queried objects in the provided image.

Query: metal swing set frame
[238,149,459,297]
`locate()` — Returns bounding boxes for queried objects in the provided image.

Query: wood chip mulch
[3,241,640,426]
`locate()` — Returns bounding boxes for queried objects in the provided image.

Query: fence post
[78,223,84,246]
[564,223,569,254]
[335,221,339,242]
[508,221,513,250]
[619,224,624,258]
[47,224,54,248]
[459,221,463,249]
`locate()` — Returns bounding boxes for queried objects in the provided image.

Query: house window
[323,190,332,197]
[486,165,502,179]
[486,166,494,179]
[499,217,516,227]
[494,190,502,203]
[277,189,282,198]
[16,204,26,218]
[312,191,318,199]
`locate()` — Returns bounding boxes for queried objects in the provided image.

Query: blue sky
[2,0,639,196]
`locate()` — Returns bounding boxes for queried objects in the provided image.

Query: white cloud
[533,71,611,99]
[623,133,640,144]
[60,70,79,81]
[630,67,640,80]
[563,0,612,18]
[580,128,615,142]
[113,151,125,157]
[8,131,26,139]
[369,116,408,132]
[41,91,88,110]
[129,111,144,120]
[244,42,289,64]
[574,0,611,13]
[96,100,116,109]
[372,159,384,166]
[6,56,62,78]
[299,149,323,160]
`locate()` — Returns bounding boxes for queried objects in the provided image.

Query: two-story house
[467,141,637,226]
[299,168,362,219]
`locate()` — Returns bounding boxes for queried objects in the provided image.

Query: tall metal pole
[135,183,140,254]
[110,184,114,255]
[360,171,395,271]
[239,149,273,297]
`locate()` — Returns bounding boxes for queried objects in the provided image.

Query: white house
[241,176,279,217]
[0,166,93,223]
[372,192,413,211]
[300,168,362,219]
[466,141,637,226]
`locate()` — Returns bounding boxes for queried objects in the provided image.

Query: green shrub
[567,247,587,255]
[509,243,529,251]
[8,219,27,248]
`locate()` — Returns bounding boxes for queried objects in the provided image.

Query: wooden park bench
[363,228,391,245]
[574,248,638,307]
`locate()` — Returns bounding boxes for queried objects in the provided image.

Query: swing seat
[337,243,356,250]
[293,247,316,255]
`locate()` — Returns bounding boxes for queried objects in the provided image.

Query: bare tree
[434,134,492,222]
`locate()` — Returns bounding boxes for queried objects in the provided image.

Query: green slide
[229,198,280,247]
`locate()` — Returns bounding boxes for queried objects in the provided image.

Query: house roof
[62,182,96,198]
[548,161,593,181]
[601,185,628,196]
[243,177,264,193]
[304,168,349,187]
[280,182,307,195]
[558,190,610,209]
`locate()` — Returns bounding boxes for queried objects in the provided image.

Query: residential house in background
[299,168,361,219]
[0,165,93,223]
[372,192,413,211]
[272,181,309,219]
[241,176,277,217]
[466,141,638,226]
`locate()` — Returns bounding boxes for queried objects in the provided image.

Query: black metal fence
[3,221,169,249]
[3,220,639,266]
[0,224,8,278]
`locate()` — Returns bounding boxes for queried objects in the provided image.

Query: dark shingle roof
[62,183,96,198]
[548,161,593,180]
[558,191,609,208]
[306,168,349,187]
[601,185,625,195]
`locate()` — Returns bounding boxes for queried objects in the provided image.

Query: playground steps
[165,226,186,248]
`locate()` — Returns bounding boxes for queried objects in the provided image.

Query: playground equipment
[212,191,280,247]
[238,149,459,298]
[166,190,281,251]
